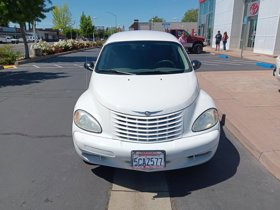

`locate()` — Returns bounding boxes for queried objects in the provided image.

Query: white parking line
[202,63,219,66]
[203,61,241,65]
[231,60,257,64]
[54,64,63,68]
[74,64,83,68]
[32,65,40,68]
[203,59,256,65]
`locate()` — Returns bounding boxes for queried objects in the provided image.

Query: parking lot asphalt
[7,49,280,183]
[4,47,280,179]
[1,48,280,210]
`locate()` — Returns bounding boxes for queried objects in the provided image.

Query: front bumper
[73,128,220,172]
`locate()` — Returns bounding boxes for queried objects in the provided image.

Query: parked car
[26,36,38,42]
[170,29,207,54]
[0,36,12,44]
[0,36,20,44]
[10,37,19,44]
[72,30,220,171]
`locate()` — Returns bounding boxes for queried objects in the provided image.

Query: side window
[178,31,182,37]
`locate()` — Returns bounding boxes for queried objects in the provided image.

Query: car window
[95,41,191,75]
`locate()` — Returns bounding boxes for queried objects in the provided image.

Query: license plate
[131,151,165,169]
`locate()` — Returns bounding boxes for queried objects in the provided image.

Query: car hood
[90,72,199,115]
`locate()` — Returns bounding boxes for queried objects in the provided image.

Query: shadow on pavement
[0,70,68,88]
[91,127,240,198]
[36,56,97,63]
[166,128,240,197]
[187,51,210,55]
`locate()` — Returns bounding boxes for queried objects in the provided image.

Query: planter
[33,48,42,57]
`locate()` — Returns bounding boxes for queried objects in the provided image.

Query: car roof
[105,30,179,45]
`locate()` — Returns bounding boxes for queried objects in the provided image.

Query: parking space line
[203,60,256,65]
[203,63,219,66]
[33,65,40,68]
[231,60,256,63]
[74,64,83,68]
[203,61,241,65]
[54,64,63,68]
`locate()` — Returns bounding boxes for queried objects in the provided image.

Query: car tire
[193,43,203,54]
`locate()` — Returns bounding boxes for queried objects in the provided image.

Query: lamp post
[92,17,97,41]
[71,20,75,39]
[106,11,117,28]
[150,18,154,30]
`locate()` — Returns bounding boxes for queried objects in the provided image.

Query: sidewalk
[198,47,280,180]
[204,46,276,64]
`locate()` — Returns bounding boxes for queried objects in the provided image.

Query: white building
[129,19,197,34]
[211,0,280,55]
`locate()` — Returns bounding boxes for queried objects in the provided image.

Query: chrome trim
[112,111,183,142]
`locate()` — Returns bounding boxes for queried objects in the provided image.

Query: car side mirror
[191,60,201,70]
[84,62,95,71]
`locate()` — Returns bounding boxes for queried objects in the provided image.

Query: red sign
[199,0,206,3]
[249,2,259,16]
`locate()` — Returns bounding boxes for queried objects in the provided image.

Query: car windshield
[95,41,192,75]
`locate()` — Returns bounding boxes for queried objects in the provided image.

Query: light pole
[71,20,75,39]
[150,18,154,30]
[106,11,118,28]
[92,17,97,41]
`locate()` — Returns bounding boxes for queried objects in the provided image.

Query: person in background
[179,31,187,48]
[222,31,229,50]
[215,31,222,51]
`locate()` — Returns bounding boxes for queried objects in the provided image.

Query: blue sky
[37,0,199,30]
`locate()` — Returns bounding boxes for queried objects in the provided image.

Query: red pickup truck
[170,29,206,54]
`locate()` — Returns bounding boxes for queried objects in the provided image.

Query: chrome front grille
[112,111,183,142]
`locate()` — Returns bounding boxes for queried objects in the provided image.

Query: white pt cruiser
[72,30,220,171]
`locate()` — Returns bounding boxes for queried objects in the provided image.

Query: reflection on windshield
[95,41,191,75]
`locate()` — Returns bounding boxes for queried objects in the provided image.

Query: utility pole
[107,11,117,29]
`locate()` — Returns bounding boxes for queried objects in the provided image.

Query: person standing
[179,31,187,48]
[222,32,229,50]
[215,31,222,51]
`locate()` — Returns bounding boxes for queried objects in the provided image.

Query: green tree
[149,16,164,22]
[0,20,9,27]
[0,0,53,58]
[52,4,72,34]
[182,9,198,22]
[80,13,94,38]
[94,28,105,40]
[64,27,79,39]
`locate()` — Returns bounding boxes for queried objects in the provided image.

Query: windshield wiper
[97,69,135,75]
[137,70,183,75]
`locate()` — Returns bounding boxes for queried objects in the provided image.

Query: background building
[198,0,215,45]
[0,26,59,42]
[210,0,280,55]
[0,26,21,38]
[129,19,197,34]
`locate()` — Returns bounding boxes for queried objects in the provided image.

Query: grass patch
[0,45,22,65]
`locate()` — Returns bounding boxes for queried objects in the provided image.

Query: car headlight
[192,108,219,132]
[74,110,102,133]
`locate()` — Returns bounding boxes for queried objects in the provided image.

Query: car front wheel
[193,43,203,54]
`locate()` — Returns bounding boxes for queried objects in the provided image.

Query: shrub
[32,39,104,56]
[32,41,52,55]
[0,45,21,65]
